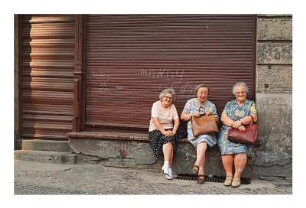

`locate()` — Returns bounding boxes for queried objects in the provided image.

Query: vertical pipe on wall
[14,14,21,149]
[73,15,86,131]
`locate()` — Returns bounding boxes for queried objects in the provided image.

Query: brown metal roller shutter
[21,15,75,139]
[85,15,256,130]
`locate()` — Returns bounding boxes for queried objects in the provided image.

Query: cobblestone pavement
[14,160,292,195]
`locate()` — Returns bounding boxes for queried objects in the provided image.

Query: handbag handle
[249,115,255,126]
[198,107,205,116]
[237,115,255,127]
[198,106,213,116]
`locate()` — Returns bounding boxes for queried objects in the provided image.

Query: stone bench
[67,131,251,177]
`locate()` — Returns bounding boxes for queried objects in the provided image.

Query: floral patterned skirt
[217,126,248,155]
[148,129,178,160]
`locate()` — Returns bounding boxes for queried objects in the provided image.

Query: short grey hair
[159,88,176,101]
[232,82,249,95]
[195,84,209,95]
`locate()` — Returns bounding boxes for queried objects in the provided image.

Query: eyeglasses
[235,91,246,95]
[198,91,208,95]
[163,96,173,100]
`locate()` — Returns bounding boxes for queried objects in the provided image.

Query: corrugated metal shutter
[85,15,256,130]
[21,15,75,139]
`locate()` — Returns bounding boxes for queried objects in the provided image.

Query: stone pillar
[255,15,292,181]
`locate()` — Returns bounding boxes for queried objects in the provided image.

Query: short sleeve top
[222,99,257,122]
[149,100,179,132]
[182,98,219,129]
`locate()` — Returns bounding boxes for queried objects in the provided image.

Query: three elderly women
[148,82,257,187]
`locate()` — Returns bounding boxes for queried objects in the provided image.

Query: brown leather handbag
[228,115,258,145]
[191,114,219,137]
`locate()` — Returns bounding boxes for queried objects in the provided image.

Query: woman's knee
[234,153,247,160]
[163,142,173,150]
[197,142,207,151]
[222,154,234,162]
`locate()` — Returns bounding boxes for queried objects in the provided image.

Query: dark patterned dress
[148,129,178,160]
[218,99,257,155]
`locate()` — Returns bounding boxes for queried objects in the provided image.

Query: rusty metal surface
[85,15,256,130]
[20,15,75,139]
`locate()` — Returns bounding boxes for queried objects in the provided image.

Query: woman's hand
[162,129,174,137]
[232,120,242,128]
[237,125,246,131]
[205,110,212,116]
[192,112,201,117]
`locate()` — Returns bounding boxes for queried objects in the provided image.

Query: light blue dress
[182,98,219,147]
[218,99,257,155]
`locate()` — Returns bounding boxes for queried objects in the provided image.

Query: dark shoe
[191,165,199,175]
[197,175,205,184]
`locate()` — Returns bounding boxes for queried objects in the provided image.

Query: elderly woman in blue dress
[218,82,257,187]
[181,84,219,184]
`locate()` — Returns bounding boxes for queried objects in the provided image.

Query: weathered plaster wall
[254,15,292,180]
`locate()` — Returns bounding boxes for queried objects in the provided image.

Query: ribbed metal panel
[21,15,75,139]
[85,15,256,130]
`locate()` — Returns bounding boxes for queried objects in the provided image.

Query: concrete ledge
[68,131,148,141]
[67,131,190,142]
[15,150,76,164]
[68,131,252,177]
[21,139,70,152]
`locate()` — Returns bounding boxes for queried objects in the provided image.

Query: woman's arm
[181,100,201,121]
[172,118,180,135]
[221,111,241,128]
[181,112,192,121]
[241,114,257,125]
[152,117,167,135]
[241,101,258,125]
[241,102,258,125]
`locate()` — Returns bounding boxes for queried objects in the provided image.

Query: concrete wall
[254,15,292,180]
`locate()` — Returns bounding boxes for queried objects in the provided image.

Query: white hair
[159,88,176,101]
[195,84,209,95]
[232,82,249,95]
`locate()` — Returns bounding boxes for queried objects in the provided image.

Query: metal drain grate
[176,174,251,184]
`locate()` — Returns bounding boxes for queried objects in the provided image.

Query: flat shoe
[191,165,199,175]
[231,178,241,188]
[224,176,233,186]
[197,175,205,184]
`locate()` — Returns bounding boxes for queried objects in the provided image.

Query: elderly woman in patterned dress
[148,88,180,180]
[181,84,219,184]
[218,82,257,187]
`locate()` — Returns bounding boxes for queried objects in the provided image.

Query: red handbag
[228,115,258,145]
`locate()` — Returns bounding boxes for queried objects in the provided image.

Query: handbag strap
[249,115,255,125]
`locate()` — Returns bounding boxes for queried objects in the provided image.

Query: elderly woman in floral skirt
[218,82,257,187]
